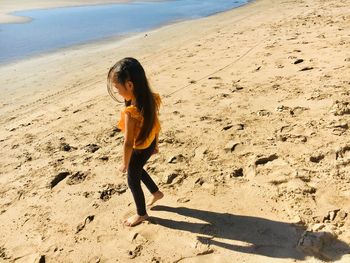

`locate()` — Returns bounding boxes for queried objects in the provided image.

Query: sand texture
[0,0,349,262]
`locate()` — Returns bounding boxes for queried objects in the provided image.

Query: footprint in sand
[99,183,128,201]
[50,171,70,189]
[335,145,350,161]
[23,133,36,144]
[84,143,100,153]
[0,246,10,260]
[66,171,88,185]
[128,245,143,259]
[330,100,350,116]
[275,125,309,143]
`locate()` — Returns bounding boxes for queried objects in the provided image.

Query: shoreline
[0,0,252,66]
[0,0,349,261]
[0,0,258,119]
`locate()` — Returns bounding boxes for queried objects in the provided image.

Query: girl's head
[107,57,157,143]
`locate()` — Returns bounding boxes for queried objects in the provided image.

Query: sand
[0,0,349,262]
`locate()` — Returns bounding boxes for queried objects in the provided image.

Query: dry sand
[0,0,350,262]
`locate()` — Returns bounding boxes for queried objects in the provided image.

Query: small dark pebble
[60,143,71,151]
[294,59,304,64]
[300,67,314,71]
[310,154,325,163]
[99,156,109,161]
[222,125,233,131]
[255,154,278,165]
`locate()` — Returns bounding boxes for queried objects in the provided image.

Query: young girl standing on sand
[107,57,164,227]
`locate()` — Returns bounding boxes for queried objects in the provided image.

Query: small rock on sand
[300,66,314,71]
[255,154,278,165]
[309,153,325,163]
[294,58,304,64]
[60,143,71,151]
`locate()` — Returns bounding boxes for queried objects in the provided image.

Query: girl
[107,57,164,227]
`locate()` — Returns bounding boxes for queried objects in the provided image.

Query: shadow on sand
[149,205,350,261]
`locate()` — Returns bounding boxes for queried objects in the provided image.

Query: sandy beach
[0,0,349,262]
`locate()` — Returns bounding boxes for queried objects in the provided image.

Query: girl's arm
[120,112,136,173]
[153,133,159,154]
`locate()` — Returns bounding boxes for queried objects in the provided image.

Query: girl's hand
[119,164,127,174]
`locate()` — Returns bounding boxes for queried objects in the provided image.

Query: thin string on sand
[165,38,266,98]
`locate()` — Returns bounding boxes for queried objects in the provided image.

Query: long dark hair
[107,57,157,144]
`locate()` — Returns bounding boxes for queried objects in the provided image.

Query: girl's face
[113,80,134,101]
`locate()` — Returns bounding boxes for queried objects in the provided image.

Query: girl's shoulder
[124,105,143,121]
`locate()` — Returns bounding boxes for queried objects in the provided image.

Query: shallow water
[0,0,248,64]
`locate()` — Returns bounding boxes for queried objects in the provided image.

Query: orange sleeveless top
[118,93,161,149]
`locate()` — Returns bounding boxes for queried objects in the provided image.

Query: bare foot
[123,214,149,227]
[147,190,164,206]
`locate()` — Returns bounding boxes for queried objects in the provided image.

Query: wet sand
[0,0,349,262]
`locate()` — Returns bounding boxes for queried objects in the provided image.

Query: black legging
[127,138,159,216]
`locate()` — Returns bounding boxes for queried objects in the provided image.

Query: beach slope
[0,0,349,262]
